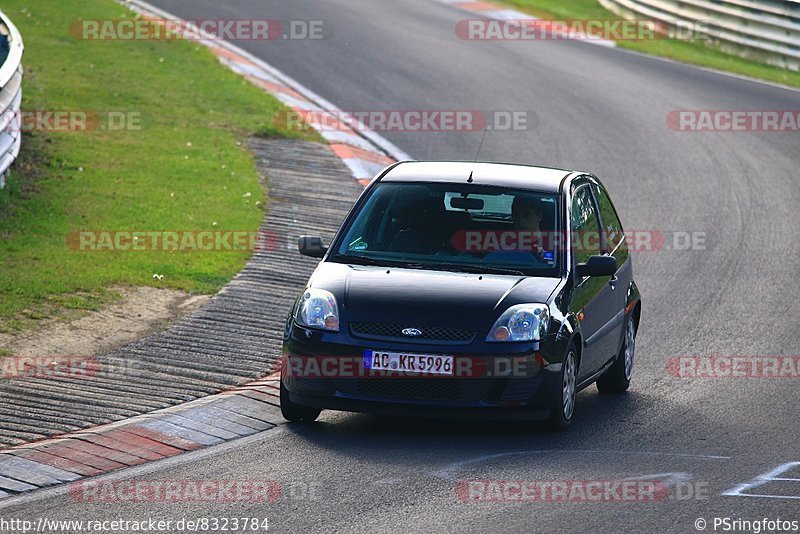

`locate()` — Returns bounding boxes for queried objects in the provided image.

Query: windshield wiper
[330,254,430,270]
[436,263,525,276]
[331,254,388,266]
[331,254,525,276]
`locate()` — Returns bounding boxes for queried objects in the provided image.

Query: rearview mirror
[576,255,617,278]
[449,196,485,211]
[298,235,327,258]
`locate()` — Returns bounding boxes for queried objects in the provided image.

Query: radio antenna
[468,128,488,183]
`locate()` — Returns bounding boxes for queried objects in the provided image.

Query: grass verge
[0,0,317,332]
[496,0,800,89]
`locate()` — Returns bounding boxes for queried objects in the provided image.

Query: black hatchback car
[280,161,641,429]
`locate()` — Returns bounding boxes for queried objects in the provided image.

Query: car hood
[307,261,561,330]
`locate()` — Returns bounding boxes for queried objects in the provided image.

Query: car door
[592,181,630,356]
[568,181,619,379]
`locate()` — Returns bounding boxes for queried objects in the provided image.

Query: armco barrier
[0,8,23,189]
[600,0,800,71]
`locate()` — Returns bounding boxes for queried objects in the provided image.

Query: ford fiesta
[280,161,641,429]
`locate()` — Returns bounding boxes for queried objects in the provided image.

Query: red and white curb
[122,0,412,186]
[434,0,617,47]
[0,373,282,499]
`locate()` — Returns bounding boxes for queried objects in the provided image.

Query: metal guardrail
[0,8,23,190]
[600,0,800,71]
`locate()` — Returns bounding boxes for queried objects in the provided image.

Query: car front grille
[498,373,546,402]
[350,322,475,344]
[330,377,494,402]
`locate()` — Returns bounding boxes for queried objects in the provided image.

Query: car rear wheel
[596,317,635,394]
[549,344,577,431]
[280,380,322,423]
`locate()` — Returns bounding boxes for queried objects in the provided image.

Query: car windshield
[330,182,560,277]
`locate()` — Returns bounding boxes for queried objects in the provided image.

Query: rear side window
[593,184,629,260]
[570,185,601,265]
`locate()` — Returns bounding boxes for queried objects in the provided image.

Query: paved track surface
[3,0,798,531]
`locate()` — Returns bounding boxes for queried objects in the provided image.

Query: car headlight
[487,304,549,342]
[295,288,340,331]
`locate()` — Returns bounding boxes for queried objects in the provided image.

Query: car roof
[379,161,576,193]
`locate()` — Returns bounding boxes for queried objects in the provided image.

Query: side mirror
[298,235,327,258]
[576,255,617,278]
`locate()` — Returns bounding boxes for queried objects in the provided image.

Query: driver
[512,196,547,259]
[482,196,547,262]
[512,196,543,234]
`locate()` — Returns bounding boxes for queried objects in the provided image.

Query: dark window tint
[570,185,601,265]
[331,182,561,277]
[593,184,628,262]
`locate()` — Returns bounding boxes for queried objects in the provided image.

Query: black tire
[280,380,321,423]
[596,317,636,394]
[549,343,577,431]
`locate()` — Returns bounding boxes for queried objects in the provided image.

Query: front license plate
[364,350,454,375]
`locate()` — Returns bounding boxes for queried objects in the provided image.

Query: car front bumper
[281,323,564,420]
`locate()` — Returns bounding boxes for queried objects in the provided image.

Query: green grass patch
[497,0,800,89]
[0,0,318,332]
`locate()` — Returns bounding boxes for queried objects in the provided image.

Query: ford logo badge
[401,328,423,337]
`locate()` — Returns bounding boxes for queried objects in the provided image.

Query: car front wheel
[280,380,322,423]
[596,317,635,394]
[549,344,577,431]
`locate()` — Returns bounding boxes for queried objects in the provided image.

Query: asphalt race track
[4,1,799,532]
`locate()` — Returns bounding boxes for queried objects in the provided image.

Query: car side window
[593,184,629,261]
[570,184,601,266]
